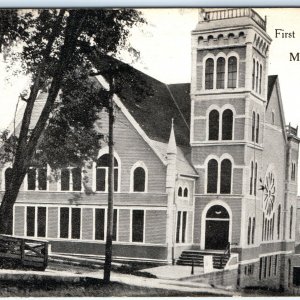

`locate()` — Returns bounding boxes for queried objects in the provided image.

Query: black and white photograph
[0,6,299,296]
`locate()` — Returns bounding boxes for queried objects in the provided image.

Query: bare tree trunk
[103,94,114,283]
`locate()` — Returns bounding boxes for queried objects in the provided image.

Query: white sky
[0,8,300,131]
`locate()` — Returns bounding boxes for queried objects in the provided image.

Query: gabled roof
[267,75,278,107]
[90,52,191,147]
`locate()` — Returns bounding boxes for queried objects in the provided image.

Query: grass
[0,277,226,297]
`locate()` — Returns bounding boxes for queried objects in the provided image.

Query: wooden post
[103,88,114,284]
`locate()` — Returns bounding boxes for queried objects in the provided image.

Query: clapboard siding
[81,208,93,240]
[118,209,130,242]
[47,207,58,238]
[145,210,166,244]
[193,119,206,141]
[9,191,167,207]
[14,206,25,236]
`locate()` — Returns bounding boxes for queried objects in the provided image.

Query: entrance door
[204,205,230,250]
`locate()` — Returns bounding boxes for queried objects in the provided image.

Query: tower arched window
[254,162,258,196]
[227,56,237,88]
[222,109,233,140]
[259,64,262,94]
[216,57,225,89]
[208,110,219,140]
[250,161,253,195]
[252,112,256,142]
[178,186,183,197]
[256,61,259,92]
[220,159,232,194]
[205,58,214,90]
[133,167,146,192]
[290,206,293,239]
[96,154,118,192]
[207,159,218,193]
[4,167,13,191]
[256,114,260,143]
[247,217,252,245]
[183,187,188,197]
[277,204,281,239]
[252,59,255,90]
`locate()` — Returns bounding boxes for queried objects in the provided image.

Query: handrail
[220,242,231,268]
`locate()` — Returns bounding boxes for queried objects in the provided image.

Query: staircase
[177,250,230,269]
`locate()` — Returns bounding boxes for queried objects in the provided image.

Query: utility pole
[97,75,115,284]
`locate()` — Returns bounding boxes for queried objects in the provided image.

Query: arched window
[252,112,256,142]
[27,168,36,190]
[27,166,47,191]
[222,109,233,140]
[259,64,262,94]
[207,159,218,193]
[133,167,146,192]
[206,205,229,219]
[96,154,118,192]
[252,59,255,90]
[277,205,281,239]
[290,206,293,239]
[183,187,188,197]
[4,167,13,191]
[256,114,260,143]
[256,61,259,92]
[61,168,70,191]
[216,57,225,89]
[178,186,183,197]
[247,217,252,245]
[220,159,232,194]
[254,162,258,196]
[252,217,256,244]
[61,167,82,191]
[208,110,219,140]
[227,56,237,88]
[205,58,214,90]
[72,167,82,191]
[250,161,253,195]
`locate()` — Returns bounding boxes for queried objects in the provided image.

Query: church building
[1,8,299,291]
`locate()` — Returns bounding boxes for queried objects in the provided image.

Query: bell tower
[190,9,272,250]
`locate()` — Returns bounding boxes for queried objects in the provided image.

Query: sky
[1,8,300,131]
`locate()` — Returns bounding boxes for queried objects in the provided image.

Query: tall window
[277,205,281,239]
[220,159,232,194]
[61,167,82,191]
[250,161,254,195]
[290,206,293,239]
[176,211,187,243]
[252,217,256,244]
[291,162,296,181]
[209,110,219,140]
[96,154,118,192]
[247,217,252,245]
[252,59,255,90]
[256,114,260,143]
[227,56,237,88]
[59,207,81,239]
[26,206,35,237]
[4,167,13,190]
[216,57,225,89]
[259,64,262,94]
[178,187,183,197]
[133,167,146,192]
[27,167,47,191]
[205,58,214,89]
[254,163,258,196]
[222,109,233,140]
[132,210,144,243]
[256,61,259,92]
[252,112,256,142]
[207,159,218,193]
[26,206,47,238]
[95,208,105,240]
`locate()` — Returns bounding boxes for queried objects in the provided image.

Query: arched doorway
[205,204,230,250]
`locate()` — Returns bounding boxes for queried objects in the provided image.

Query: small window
[220,159,232,194]
[252,217,256,244]
[207,159,218,193]
[208,110,219,140]
[183,187,188,198]
[277,205,281,239]
[227,56,237,88]
[259,64,262,94]
[38,168,47,190]
[132,210,144,243]
[254,162,258,196]
[256,61,259,92]
[252,59,255,90]
[178,187,183,197]
[250,161,253,195]
[205,58,214,90]
[133,167,146,192]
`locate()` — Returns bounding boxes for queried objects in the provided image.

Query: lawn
[0,277,226,297]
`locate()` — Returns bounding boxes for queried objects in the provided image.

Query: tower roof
[167,119,177,155]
